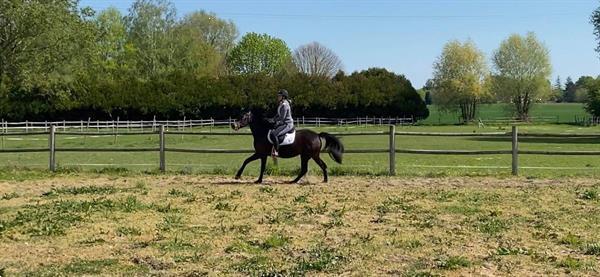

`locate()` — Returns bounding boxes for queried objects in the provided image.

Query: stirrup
[271,147,279,158]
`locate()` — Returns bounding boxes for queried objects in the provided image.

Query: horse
[231,110,344,183]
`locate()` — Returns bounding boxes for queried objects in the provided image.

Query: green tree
[94,7,127,75]
[592,5,600,56]
[227,32,292,76]
[179,11,238,54]
[564,77,576,103]
[584,80,600,119]
[423,79,434,105]
[0,0,97,120]
[577,76,600,106]
[552,76,563,102]
[491,32,552,121]
[0,0,96,86]
[125,0,177,77]
[432,40,488,123]
[173,11,235,77]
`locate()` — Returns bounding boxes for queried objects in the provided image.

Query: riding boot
[271,132,280,157]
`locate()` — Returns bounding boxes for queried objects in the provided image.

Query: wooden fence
[0,116,414,133]
[2,125,600,175]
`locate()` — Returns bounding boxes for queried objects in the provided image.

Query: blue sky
[82,0,600,88]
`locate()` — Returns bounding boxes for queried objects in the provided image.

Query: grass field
[421,103,587,125]
[1,175,600,275]
[1,123,600,179]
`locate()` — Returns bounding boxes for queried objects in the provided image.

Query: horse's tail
[319,132,344,164]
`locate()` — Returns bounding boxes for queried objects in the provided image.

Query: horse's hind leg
[313,155,328,183]
[289,155,309,184]
[235,153,259,179]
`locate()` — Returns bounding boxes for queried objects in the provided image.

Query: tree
[94,7,127,75]
[423,79,434,105]
[179,11,237,54]
[575,87,589,103]
[431,40,488,123]
[172,17,223,77]
[592,5,600,56]
[125,0,177,77]
[552,76,563,102]
[0,0,96,86]
[584,80,600,119]
[227,32,292,76]
[293,42,343,78]
[576,76,600,104]
[491,32,551,121]
[564,77,576,103]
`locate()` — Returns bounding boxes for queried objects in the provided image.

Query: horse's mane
[249,108,274,129]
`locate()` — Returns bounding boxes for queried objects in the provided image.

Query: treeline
[551,76,598,104]
[0,0,427,121]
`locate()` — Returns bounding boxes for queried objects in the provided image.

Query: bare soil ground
[1,175,600,276]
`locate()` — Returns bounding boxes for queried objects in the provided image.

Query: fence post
[389,125,396,176]
[159,125,166,172]
[512,125,519,176]
[49,125,56,172]
[1,119,4,149]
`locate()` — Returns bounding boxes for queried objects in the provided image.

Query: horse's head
[231,111,253,131]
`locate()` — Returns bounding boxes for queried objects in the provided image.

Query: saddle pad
[267,130,296,146]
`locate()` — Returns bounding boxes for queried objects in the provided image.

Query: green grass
[2,175,600,275]
[0,105,599,178]
[422,103,587,125]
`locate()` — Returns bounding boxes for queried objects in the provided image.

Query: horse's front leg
[235,153,260,179]
[256,156,267,183]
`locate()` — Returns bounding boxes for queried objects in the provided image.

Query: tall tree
[431,40,488,123]
[125,0,177,77]
[94,7,127,75]
[0,0,96,86]
[592,5,600,57]
[293,42,343,78]
[491,32,551,121]
[174,11,237,77]
[227,32,292,76]
[179,11,237,54]
[564,77,577,103]
[583,78,600,119]
[423,79,434,105]
[552,76,563,102]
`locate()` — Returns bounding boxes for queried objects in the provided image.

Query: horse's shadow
[210,179,313,186]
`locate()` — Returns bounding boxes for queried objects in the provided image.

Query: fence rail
[0,116,415,134]
[0,125,599,176]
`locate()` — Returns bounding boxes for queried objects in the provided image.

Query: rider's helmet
[277,89,289,99]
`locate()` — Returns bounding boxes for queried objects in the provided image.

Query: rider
[270,89,294,157]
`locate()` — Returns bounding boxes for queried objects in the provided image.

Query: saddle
[267,129,296,146]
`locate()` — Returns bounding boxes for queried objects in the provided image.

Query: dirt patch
[1,175,600,275]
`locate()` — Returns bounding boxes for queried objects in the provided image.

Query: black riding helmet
[277,89,289,99]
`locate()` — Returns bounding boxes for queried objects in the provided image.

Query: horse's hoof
[254,180,263,184]
[234,175,241,180]
[287,180,298,184]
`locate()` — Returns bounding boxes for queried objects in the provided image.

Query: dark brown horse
[231,110,344,183]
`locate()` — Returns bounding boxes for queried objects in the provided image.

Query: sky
[81,0,600,88]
